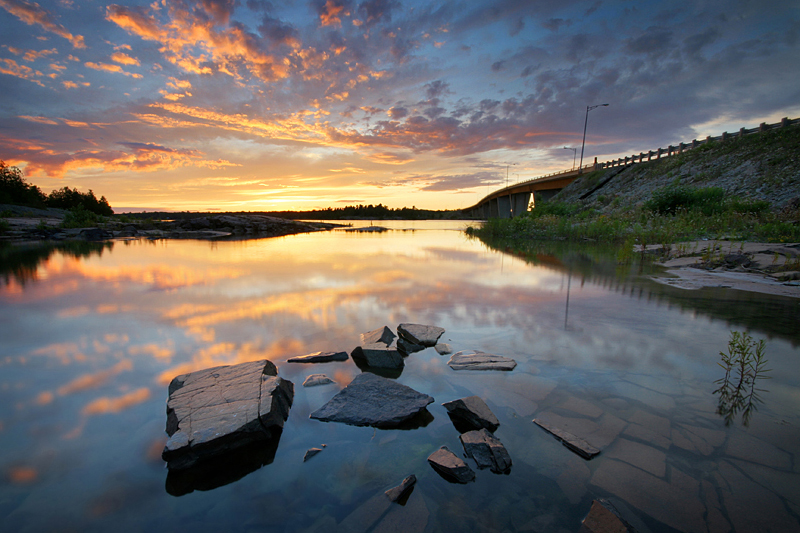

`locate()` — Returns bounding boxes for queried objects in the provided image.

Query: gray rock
[442,396,500,433]
[427,446,475,483]
[310,373,433,428]
[287,351,348,363]
[361,326,396,346]
[397,323,445,346]
[79,227,111,241]
[304,448,323,462]
[435,343,452,355]
[460,428,512,473]
[385,474,417,503]
[580,499,637,533]
[162,360,294,470]
[397,337,425,355]
[351,344,404,369]
[447,351,517,371]
[534,418,601,459]
[303,374,334,387]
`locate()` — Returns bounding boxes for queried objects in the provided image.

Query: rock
[303,374,334,387]
[447,351,517,371]
[534,418,600,460]
[162,360,294,470]
[459,428,512,473]
[580,499,637,533]
[79,227,111,241]
[435,343,452,355]
[397,323,445,346]
[309,372,433,428]
[427,446,475,483]
[117,224,139,237]
[351,344,404,369]
[385,474,417,503]
[361,326,396,346]
[304,448,323,462]
[442,396,500,433]
[287,351,349,363]
[397,337,426,355]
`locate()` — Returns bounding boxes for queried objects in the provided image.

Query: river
[1,220,798,532]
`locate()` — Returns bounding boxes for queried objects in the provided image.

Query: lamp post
[505,163,517,218]
[563,146,577,170]
[579,103,609,174]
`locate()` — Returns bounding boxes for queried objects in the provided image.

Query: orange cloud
[0,0,85,48]
[319,0,346,27]
[110,52,140,66]
[0,57,45,86]
[85,61,142,78]
[7,466,37,484]
[22,47,57,62]
[81,387,151,416]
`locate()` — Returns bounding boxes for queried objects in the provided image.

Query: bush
[645,185,726,215]
[0,161,47,207]
[61,205,103,228]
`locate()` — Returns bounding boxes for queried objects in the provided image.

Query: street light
[579,103,609,173]
[506,163,517,189]
[563,146,577,170]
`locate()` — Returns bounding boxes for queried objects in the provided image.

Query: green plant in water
[714,331,770,427]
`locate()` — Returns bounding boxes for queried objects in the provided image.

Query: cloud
[0,0,85,48]
[81,387,151,415]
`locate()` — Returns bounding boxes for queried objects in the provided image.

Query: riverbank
[0,205,340,242]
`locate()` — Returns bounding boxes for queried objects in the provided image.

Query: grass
[470,183,800,247]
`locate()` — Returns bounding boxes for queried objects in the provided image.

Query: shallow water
[1,221,799,532]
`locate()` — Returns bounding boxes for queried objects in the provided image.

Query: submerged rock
[287,351,348,363]
[427,446,475,483]
[397,323,445,346]
[361,326,396,346]
[302,374,334,387]
[385,474,417,503]
[459,428,512,473]
[442,396,500,433]
[447,351,517,371]
[309,372,433,428]
[351,344,404,369]
[162,360,294,471]
[435,343,453,355]
[580,499,638,533]
[304,448,323,462]
[534,418,601,459]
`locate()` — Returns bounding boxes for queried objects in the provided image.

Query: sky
[1,0,798,212]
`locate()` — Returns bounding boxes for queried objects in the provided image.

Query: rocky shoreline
[0,205,340,242]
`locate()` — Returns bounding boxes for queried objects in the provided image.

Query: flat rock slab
[398,323,445,346]
[303,374,334,387]
[287,351,348,363]
[447,351,517,371]
[534,418,600,460]
[352,344,404,369]
[427,446,475,483]
[162,360,294,470]
[460,428,512,473]
[361,326,396,346]
[309,373,433,428]
[397,337,425,355]
[304,448,323,462]
[443,396,500,433]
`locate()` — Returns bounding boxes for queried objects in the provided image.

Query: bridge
[463,116,799,219]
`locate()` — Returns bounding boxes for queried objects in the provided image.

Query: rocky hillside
[551,124,800,213]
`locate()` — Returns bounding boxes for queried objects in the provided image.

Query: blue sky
[1,0,798,211]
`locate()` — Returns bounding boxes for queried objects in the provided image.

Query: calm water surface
[1,221,799,532]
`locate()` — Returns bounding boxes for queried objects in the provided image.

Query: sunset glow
[2,0,798,211]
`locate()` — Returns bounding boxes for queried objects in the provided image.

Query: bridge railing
[486,116,799,195]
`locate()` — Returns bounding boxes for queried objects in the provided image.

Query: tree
[46,187,113,215]
[0,161,47,207]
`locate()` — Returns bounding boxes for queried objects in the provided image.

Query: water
[1,221,798,532]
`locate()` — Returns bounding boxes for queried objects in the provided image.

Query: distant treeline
[0,161,113,215]
[123,204,465,220]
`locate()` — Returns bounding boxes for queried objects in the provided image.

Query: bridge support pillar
[510,192,531,217]
[497,196,512,219]
[533,189,561,207]
[489,198,499,218]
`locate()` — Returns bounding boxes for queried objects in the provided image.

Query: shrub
[61,205,103,228]
[645,185,726,215]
